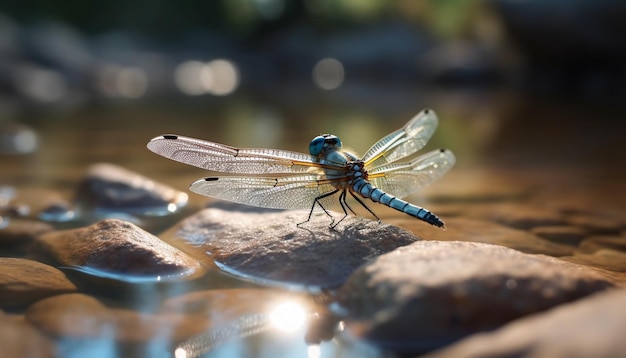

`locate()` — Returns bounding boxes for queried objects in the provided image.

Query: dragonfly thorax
[309,134,342,156]
[346,160,368,184]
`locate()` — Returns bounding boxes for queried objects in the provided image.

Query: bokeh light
[174,59,240,96]
[13,65,67,102]
[205,59,240,96]
[312,58,344,90]
[115,67,148,98]
[174,60,206,96]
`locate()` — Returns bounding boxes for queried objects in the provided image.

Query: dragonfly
[147,109,455,228]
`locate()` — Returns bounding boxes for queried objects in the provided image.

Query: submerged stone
[0,312,55,357]
[336,240,615,352]
[76,163,188,215]
[0,217,53,246]
[0,258,77,309]
[34,219,203,282]
[162,207,420,289]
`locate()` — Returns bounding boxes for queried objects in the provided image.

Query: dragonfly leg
[348,190,381,223]
[331,190,353,229]
[297,189,339,227]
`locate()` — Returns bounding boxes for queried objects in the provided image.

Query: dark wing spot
[204,177,219,181]
[439,148,446,153]
[163,135,178,140]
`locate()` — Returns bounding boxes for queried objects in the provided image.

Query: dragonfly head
[309,134,342,156]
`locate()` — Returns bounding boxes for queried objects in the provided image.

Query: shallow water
[1,87,625,357]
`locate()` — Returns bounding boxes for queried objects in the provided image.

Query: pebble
[161,207,420,289]
[423,288,626,358]
[0,312,55,357]
[0,217,54,246]
[2,187,74,221]
[561,249,626,273]
[392,216,574,257]
[336,240,615,352]
[0,258,76,309]
[577,235,626,254]
[529,225,588,245]
[471,203,566,230]
[563,212,623,234]
[34,219,204,282]
[76,163,188,215]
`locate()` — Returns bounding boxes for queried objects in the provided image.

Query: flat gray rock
[424,288,626,358]
[76,163,188,215]
[34,219,204,282]
[336,240,615,352]
[161,207,421,289]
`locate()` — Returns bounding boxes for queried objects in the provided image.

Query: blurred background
[1,0,625,181]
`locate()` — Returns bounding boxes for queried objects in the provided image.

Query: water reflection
[175,299,315,357]
[269,301,307,333]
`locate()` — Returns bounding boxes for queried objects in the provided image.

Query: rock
[0,217,54,246]
[391,217,574,256]
[161,207,420,289]
[577,235,626,254]
[0,258,76,309]
[38,199,76,222]
[423,288,626,358]
[34,219,203,282]
[561,249,626,273]
[336,241,614,352]
[471,203,566,230]
[529,225,587,245]
[0,312,56,357]
[1,186,73,221]
[25,293,180,344]
[563,212,623,235]
[76,163,188,215]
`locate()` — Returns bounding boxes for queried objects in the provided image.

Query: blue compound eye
[325,135,342,149]
[309,136,325,156]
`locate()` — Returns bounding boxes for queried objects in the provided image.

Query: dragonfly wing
[147,135,331,174]
[362,109,439,167]
[189,175,342,210]
[367,149,455,198]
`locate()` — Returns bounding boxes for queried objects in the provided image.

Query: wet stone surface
[0,217,54,246]
[0,312,55,358]
[0,258,77,309]
[162,207,421,289]
[336,240,616,352]
[34,219,204,282]
[76,163,189,215]
[424,288,626,358]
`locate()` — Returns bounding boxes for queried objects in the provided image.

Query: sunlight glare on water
[268,301,307,333]
[307,344,321,358]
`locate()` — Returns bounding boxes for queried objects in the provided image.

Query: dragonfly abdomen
[352,178,444,228]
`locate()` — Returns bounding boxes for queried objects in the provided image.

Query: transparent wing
[189,175,343,210]
[367,149,455,198]
[147,135,343,175]
[362,109,438,168]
